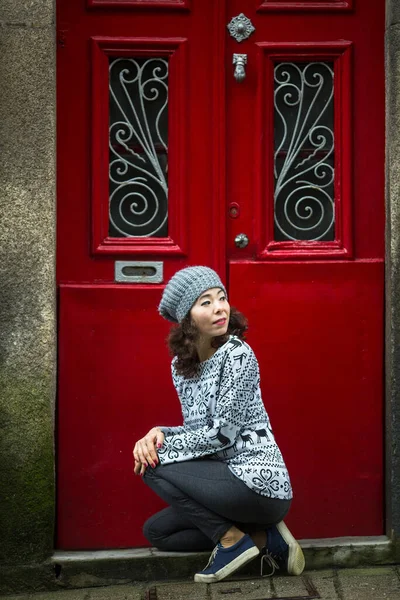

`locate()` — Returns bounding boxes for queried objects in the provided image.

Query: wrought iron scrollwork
[109,58,168,238]
[274,62,335,242]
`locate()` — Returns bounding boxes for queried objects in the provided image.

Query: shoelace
[202,545,219,571]
[260,551,280,577]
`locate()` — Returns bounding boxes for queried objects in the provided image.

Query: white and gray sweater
[158,336,293,500]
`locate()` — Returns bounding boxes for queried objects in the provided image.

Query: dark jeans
[142,459,291,551]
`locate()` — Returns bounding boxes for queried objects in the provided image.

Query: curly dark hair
[167,307,248,379]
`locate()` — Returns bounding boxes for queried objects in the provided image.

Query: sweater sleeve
[159,425,186,436]
[156,359,187,436]
[157,345,256,464]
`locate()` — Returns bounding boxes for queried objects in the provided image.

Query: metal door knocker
[233,54,247,83]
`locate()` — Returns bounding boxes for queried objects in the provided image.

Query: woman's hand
[133,427,165,476]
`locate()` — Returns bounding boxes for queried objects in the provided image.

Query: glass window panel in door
[274,61,334,242]
[109,57,168,238]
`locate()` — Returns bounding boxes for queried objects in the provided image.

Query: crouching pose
[133,266,305,583]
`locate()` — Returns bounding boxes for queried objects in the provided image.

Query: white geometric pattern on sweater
[158,336,293,500]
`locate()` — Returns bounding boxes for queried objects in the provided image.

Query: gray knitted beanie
[158,266,227,323]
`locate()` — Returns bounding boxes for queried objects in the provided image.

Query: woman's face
[190,287,230,339]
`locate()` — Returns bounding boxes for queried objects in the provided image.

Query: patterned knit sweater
[158,336,293,500]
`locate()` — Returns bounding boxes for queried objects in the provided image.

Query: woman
[133,266,305,583]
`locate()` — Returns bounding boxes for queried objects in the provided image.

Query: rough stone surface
[387,0,400,29]
[45,539,397,593]
[2,539,395,595]
[50,554,209,590]
[156,582,207,600]
[0,1,54,25]
[302,537,394,569]
[208,578,272,599]
[385,20,400,542]
[0,585,145,600]
[307,570,338,600]
[272,574,311,598]
[0,17,56,568]
[338,567,400,599]
[0,563,61,596]
[2,567,400,599]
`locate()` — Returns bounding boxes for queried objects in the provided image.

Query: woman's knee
[142,465,164,486]
[142,511,170,550]
[143,513,158,544]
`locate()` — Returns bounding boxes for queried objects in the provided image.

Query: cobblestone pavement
[2,567,400,600]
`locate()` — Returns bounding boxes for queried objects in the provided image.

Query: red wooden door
[57,0,384,549]
[56,1,226,549]
[227,0,385,538]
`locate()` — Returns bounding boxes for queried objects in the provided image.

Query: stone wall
[0,0,56,565]
[386,0,400,543]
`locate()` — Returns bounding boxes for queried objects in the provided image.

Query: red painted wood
[88,0,190,9]
[229,260,384,538]
[227,0,384,263]
[57,0,226,285]
[57,285,176,548]
[228,0,385,538]
[257,0,353,11]
[56,0,226,548]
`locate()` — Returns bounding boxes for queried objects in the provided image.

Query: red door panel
[230,261,384,538]
[58,285,175,548]
[227,0,384,537]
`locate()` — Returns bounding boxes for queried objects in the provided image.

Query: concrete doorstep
[1,567,400,600]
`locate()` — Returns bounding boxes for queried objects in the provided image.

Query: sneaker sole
[194,545,260,583]
[276,521,305,576]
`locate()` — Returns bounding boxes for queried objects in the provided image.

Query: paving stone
[88,586,145,599]
[306,571,338,600]
[210,578,273,599]
[0,597,30,600]
[3,586,145,600]
[155,582,208,600]
[273,575,311,597]
[11,592,87,600]
[3,568,400,600]
[338,567,400,600]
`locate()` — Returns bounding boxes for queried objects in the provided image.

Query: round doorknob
[234,233,249,248]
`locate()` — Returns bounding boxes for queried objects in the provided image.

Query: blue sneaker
[194,534,259,583]
[261,521,305,577]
